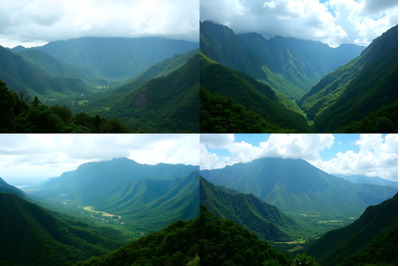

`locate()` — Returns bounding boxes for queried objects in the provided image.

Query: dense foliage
[77,218,199,266]
[0,80,131,132]
[298,25,398,133]
[200,86,283,132]
[306,193,398,266]
[0,193,125,266]
[200,53,311,132]
[200,177,301,242]
[200,205,293,265]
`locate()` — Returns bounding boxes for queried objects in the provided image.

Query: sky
[201,0,398,47]
[200,134,398,181]
[0,134,199,185]
[0,0,199,48]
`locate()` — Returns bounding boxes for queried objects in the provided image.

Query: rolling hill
[298,25,398,132]
[200,157,397,217]
[200,53,310,132]
[200,21,364,99]
[0,46,91,101]
[31,37,199,80]
[200,177,301,241]
[95,53,200,132]
[0,192,125,265]
[306,193,398,265]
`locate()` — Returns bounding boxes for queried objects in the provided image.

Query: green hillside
[28,158,199,232]
[95,54,200,132]
[0,177,25,197]
[306,193,398,266]
[0,193,125,266]
[200,177,302,242]
[200,157,397,217]
[298,25,398,132]
[16,49,105,87]
[0,46,91,101]
[201,21,363,99]
[200,53,311,132]
[34,37,198,80]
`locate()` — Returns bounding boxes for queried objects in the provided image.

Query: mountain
[0,177,25,197]
[29,158,199,231]
[200,157,397,216]
[32,37,199,80]
[335,174,398,189]
[76,216,199,266]
[200,53,311,132]
[306,193,398,266]
[96,53,200,132]
[298,25,398,132]
[0,192,125,265]
[0,46,91,101]
[200,21,364,99]
[200,177,301,241]
[15,49,105,86]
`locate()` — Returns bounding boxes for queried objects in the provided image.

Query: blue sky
[201,134,398,181]
[201,0,398,47]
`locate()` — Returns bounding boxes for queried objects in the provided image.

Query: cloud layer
[0,134,199,182]
[201,0,398,46]
[200,134,398,181]
[0,0,199,48]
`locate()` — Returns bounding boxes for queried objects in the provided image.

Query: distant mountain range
[306,193,398,265]
[200,21,364,99]
[201,157,397,216]
[200,176,301,241]
[335,174,398,189]
[29,158,200,231]
[16,37,198,81]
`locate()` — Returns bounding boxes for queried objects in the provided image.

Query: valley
[200,21,398,133]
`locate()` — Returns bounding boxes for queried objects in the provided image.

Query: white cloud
[0,134,199,183]
[0,0,199,48]
[312,134,398,180]
[201,0,397,46]
[200,134,234,149]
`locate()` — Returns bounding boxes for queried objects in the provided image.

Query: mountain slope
[33,37,198,80]
[335,174,398,189]
[200,53,310,132]
[96,54,200,132]
[201,157,397,216]
[0,177,25,197]
[0,46,91,100]
[29,158,199,232]
[306,193,398,266]
[201,21,363,99]
[15,49,104,86]
[298,25,398,132]
[0,192,125,266]
[200,177,301,241]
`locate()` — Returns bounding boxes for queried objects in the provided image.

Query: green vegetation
[76,217,199,266]
[200,177,302,242]
[200,53,311,132]
[298,25,398,132]
[200,86,284,132]
[0,193,126,266]
[306,193,398,266]
[0,80,131,132]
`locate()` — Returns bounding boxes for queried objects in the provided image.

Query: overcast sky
[201,134,398,181]
[0,134,199,185]
[0,0,199,48]
[201,0,398,47]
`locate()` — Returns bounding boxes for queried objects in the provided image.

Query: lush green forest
[0,193,126,266]
[306,193,398,266]
[0,80,131,133]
